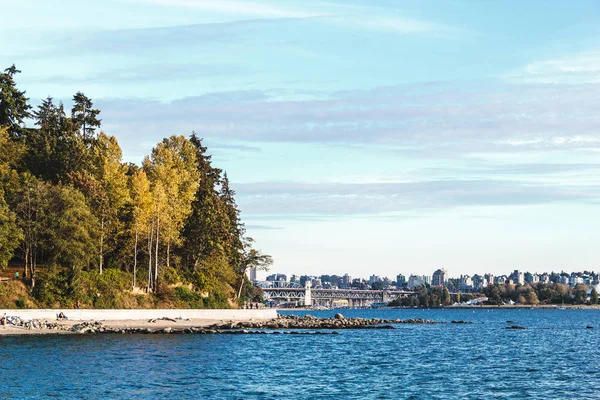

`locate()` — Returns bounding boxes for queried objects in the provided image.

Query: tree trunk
[236,275,245,301]
[23,244,29,280]
[99,217,104,275]
[133,228,138,290]
[147,221,154,293]
[154,218,160,292]
[30,249,36,289]
[167,241,170,268]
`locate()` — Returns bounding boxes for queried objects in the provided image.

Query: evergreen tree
[0,64,32,138]
[26,97,87,182]
[181,134,228,274]
[219,172,245,268]
[71,92,101,141]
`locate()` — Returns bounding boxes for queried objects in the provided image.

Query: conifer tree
[0,64,32,138]
[71,92,101,142]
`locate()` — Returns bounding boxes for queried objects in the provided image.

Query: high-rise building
[246,267,257,282]
[396,274,406,287]
[342,274,352,286]
[408,275,424,288]
[458,275,473,291]
[432,269,447,286]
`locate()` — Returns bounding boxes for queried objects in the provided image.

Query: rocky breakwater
[209,314,455,331]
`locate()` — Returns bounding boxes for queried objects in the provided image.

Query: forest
[0,65,271,309]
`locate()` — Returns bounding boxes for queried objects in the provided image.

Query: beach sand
[0,318,233,335]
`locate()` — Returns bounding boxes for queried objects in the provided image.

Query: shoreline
[279,304,600,311]
[0,308,276,336]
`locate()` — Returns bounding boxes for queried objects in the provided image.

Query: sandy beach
[0,309,277,335]
[0,318,235,335]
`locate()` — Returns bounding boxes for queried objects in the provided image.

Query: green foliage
[15,296,26,309]
[0,65,271,308]
[0,189,22,268]
[33,265,73,307]
[0,65,32,138]
[71,92,101,141]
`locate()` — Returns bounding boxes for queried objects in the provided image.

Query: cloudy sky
[3,0,600,279]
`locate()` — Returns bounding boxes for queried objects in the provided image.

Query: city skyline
[3,0,600,277]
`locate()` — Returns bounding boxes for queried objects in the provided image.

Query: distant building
[458,275,473,291]
[396,274,406,287]
[569,275,584,287]
[266,273,287,282]
[472,274,487,290]
[246,267,257,282]
[510,270,524,285]
[342,274,352,286]
[369,275,381,284]
[559,276,569,285]
[408,275,424,288]
[432,269,447,287]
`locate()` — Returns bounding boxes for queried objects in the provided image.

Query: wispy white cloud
[234,178,600,217]
[133,0,321,18]
[96,82,600,156]
[129,0,456,37]
[327,15,460,38]
[507,50,600,84]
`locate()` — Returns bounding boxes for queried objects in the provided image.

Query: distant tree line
[388,282,598,307]
[0,65,271,308]
[481,282,598,305]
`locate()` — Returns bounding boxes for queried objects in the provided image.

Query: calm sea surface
[1,309,599,399]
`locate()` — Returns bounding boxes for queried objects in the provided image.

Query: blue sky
[2,0,600,279]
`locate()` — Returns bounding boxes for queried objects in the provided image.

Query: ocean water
[1,309,599,399]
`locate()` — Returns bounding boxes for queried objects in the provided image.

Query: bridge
[255,281,417,307]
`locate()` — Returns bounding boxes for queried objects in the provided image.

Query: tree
[129,169,152,289]
[524,290,539,305]
[143,135,199,290]
[0,64,32,138]
[24,97,88,182]
[70,133,129,274]
[591,288,599,305]
[0,127,23,187]
[13,175,48,281]
[181,134,228,274]
[47,185,99,271]
[235,237,272,301]
[441,286,451,306]
[0,188,22,269]
[219,172,246,270]
[71,92,101,141]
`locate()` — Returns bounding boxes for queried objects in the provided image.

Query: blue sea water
[1,309,599,399]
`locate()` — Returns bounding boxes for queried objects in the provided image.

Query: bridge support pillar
[304,282,312,307]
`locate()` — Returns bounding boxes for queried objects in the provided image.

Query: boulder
[334,313,344,320]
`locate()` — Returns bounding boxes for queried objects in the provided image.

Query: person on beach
[1,313,5,328]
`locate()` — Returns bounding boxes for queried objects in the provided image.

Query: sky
[2,0,600,279]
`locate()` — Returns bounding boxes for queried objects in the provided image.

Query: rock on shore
[1,314,471,335]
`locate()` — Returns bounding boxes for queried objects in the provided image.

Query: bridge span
[255,282,417,307]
